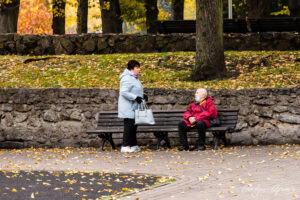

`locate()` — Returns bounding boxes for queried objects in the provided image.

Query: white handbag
[135,101,155,125]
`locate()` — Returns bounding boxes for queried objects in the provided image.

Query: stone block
[247,115,260,127]
[3,113,14,127]
[83,111,92,119]
[239,107,250,116]
[277,96,290,106]
[70,110,82,121]
[278,124,300,142]
[15,104,31,112]
[0,132,4,142]
[38,37,51,49]
[14,112,28,123]
[43,110,59,122]
[230,131,253,145]
[83,39,96,52]
[60,37,75,54]
[53,39,65,54]
[28,116,42,128]
[107,37,115,47]
[1,104,13,111]
[251,124,283,144]
[253,99,276,106]
[35,103,50,110]
[273,106,288,113]
[257,107,273,118]
[172,104,188,110]
[235,121,248,131]
[0,34,14,42]
[278,114,300,124]
[97,37,108,51]
[3,127,35,141]
[50,137,60,144]
[289,106,300,115]
[153,96,169,104]
[77,98,91,104]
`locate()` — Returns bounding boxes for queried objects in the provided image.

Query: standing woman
[118,60,147,153]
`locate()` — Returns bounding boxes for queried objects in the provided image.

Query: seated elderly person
[178,88,218,151]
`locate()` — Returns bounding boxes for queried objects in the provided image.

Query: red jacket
[183,96,218,127]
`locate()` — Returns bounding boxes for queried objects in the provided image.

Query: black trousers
[178,120,207,147]
[122,118,137,147]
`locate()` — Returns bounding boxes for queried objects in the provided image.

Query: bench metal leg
[108,135,116,150]
[212,131,220,150]
[164,132,171,148]
[154,132,163,150]
[99,137,107,151]
[154,132,170,150]
[214,136,220,150]
[220,131,227,147]
[213,131,227,150]
[156,138,162,150]
[98,133,115,151]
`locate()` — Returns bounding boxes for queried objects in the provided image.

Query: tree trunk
[246,0,272,18]
[77,0,88,33]
[145,0,158,34]
[172,0,184,20]
[52,0,66,34]
[288,0,300,17]
[0,0,20,33]
[99,0,122,33]
[192,0,225,81]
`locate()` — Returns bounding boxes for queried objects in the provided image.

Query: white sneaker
[121,146,134,153]
[131,145,141,152]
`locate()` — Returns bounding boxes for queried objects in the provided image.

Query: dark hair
[127,60,140,70]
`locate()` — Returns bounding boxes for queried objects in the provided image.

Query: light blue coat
[118,69,143,119]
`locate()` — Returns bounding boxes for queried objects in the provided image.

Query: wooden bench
[87,109,239,151]
[155,18,300,33]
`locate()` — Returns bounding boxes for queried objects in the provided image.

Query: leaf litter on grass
[0,51,299,89]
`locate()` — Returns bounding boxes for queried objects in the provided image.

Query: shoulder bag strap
[197,100,206,112]
[198,104,204,112]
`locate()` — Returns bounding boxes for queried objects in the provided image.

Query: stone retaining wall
[0,88,299,149]
[0,32,299,55]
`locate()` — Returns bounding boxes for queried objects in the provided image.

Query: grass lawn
[0,51,299,89]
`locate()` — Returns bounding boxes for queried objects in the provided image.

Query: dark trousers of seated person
[178,120,207,148]
[123,118,137,147]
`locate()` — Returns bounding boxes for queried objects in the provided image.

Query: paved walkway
[0,145,299,200]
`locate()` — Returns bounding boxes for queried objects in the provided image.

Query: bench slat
[87,126,230,134]
[98,113,237,121]
[99,113,184,118]
[95,124,236,130]
[99,113,239,119]
[98,109,238,113]
[98,117,184,122]
[99,122,181,126]
[97,117,238,126]
[99,109,238,114]
[98,121,237,127]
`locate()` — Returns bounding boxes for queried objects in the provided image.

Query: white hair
[197,88,207,97]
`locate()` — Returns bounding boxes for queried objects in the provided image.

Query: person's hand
[143,94,148,101]
[135,96,143,104]
[189,117,196,124]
